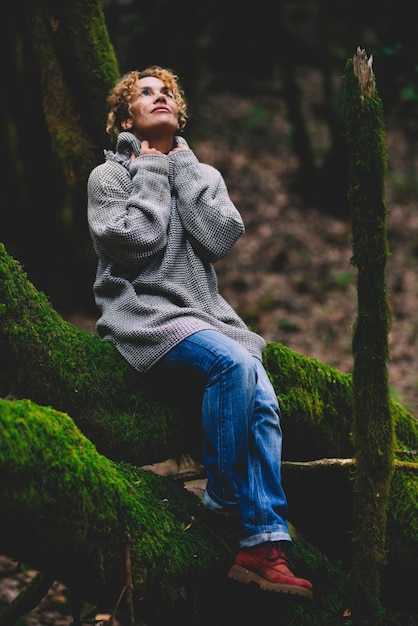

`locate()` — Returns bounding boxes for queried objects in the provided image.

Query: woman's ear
[122,119,133,130]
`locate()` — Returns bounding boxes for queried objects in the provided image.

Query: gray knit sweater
[87,138,265,372]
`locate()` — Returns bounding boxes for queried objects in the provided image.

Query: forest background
[0,1,418,625]
[2,0,418,413]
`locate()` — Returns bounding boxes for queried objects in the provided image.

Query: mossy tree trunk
[0,397,231,626]
[1,0,120,313]
[343,48,394,626]
[26,0,119,184]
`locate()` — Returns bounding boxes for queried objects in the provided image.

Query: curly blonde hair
[106,66,188,139]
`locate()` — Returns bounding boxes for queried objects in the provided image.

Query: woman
[87,66,313,600]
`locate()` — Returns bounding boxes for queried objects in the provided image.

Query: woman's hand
[135,140,163,157]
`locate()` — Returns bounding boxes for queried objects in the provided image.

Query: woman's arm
[170,149,245,262]
[87,157,172,266]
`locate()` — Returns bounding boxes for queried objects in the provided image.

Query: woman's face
[125,76,179,139]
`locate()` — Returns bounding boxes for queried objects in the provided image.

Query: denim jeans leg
[152,329,291,547]
[239,358,291,547]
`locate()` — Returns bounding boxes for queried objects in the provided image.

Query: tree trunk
[343,47,394,626]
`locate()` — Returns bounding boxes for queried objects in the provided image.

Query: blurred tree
[0,0,119,315]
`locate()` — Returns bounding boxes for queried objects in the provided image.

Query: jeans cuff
[203,488,238,517]
[239,527,292,548]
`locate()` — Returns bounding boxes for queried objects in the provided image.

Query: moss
[0,243,188,464]
[386,467,418,568]
[0,397,221,609]
[50,0,119,144]
[264,342,354,459]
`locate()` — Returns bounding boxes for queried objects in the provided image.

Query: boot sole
[227,564,313,600]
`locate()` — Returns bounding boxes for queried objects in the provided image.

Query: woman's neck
[140,131,175,154]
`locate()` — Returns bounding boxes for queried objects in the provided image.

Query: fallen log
[1,242,417,468]
[0,397,348,626]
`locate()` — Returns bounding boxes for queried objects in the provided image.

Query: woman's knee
[216,343,257,385]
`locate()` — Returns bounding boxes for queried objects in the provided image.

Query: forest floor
[1,74,418,625]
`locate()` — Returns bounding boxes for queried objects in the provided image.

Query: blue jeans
[154,329,291,548]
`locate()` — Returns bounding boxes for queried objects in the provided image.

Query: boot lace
[266,541,295,570]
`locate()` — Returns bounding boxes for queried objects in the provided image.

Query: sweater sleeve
[87,156,172,267]
[169,148,245,262]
